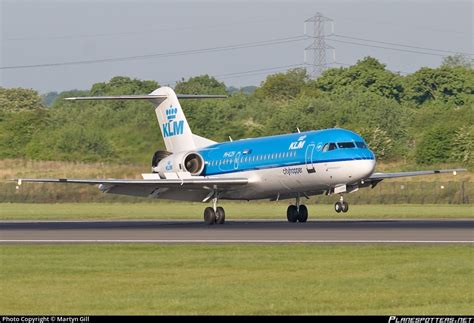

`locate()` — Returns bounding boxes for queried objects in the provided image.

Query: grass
[0,203,473,220]
[0,244,472,315]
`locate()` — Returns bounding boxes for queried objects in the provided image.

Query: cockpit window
[355,142,367,149]
[337,142,355,149]
[322,143,338,152]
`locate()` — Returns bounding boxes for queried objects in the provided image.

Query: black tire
[297,205,308,222]
[341,201,349,213]
[334,202,342,213]
[204,207,216,225]
[216,207,226,224]
[287,205,298,223]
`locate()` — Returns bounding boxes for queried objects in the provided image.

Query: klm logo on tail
[163,107,184,137]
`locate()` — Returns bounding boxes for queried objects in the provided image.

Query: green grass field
[0,202,472,220]
[0,244,472,315]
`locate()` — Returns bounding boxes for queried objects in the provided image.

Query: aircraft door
[305,144,316,173]
[234,152,241,170]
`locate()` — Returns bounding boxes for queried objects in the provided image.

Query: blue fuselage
[198,128,375,176]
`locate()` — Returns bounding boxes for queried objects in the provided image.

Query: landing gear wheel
[287,205,298,223]
[341,201,349,213]
[204,207,216,225]
[334,202,342,213]
[297,205,308,222]
[215,207,226,224]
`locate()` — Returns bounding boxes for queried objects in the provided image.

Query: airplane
[16,86,466,225]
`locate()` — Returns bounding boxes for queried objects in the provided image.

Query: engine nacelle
[151,150,172,168]
[154,151,205,177]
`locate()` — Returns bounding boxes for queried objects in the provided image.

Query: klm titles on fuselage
[289,135,307,150]
[163,106,184,138]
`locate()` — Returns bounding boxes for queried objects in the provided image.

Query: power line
[163,64,305,85]
[1,35,307,70]
[329,34,473,56]
[215,64,304,78]
[326,38,449,57]
[172,59,413,84]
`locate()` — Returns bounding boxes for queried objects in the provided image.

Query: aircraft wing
[368,168,466,180]
[15,177,248,189]
[361,168,467,188]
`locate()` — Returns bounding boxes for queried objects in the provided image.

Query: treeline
[0,56,472,166]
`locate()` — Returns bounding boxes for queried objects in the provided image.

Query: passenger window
[356,142,367,148]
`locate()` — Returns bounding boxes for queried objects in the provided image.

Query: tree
[0,109,49,158]
[174,75,227,95]
[90,76,159,96]
[416,125,456,164]
[358,127,393,160]
[450,125,473,164]
[403,67,473,106]
[255,68,308,101]
[41,91,59,107]
[0,88,44,112]
[310,57,404,102]
[442,54,473,69]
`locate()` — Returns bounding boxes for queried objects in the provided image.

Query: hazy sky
[0,0,472,93]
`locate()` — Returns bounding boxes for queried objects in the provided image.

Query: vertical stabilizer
[150,87,196,153]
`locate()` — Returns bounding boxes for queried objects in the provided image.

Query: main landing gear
[334,196,349,213]
[287,195,308,223]
[203,195,225,225]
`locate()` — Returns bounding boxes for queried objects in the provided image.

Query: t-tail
[65,86,225,153]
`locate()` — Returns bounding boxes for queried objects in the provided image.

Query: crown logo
[166,107,178,122]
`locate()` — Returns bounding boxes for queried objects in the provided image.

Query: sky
[0,0,472,93]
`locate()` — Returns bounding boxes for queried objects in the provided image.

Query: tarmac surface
[0,219,473,243]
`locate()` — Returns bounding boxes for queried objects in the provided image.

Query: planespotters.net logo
[389,317,473,323]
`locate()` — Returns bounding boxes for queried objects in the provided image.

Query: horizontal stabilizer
[64,94,227,101]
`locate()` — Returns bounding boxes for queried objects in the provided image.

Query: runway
[1,219,473,243]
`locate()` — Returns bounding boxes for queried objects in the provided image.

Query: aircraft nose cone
[360,158,376,178]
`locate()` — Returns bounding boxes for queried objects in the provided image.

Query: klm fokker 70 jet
[17,87,465,224]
